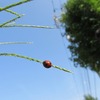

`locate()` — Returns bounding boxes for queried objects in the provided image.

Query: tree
[84,95,97,100]
[60,0,100,75]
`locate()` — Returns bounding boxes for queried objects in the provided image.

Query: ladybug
[43,60,52,68]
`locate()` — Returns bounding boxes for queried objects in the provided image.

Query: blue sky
[0,0,100,100]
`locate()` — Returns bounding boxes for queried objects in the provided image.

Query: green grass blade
[0,42,32,45]
[0,15,23,27]
[0,0,32,12]
[5,9,21,17]
[2,24,55,29]
[0,53,72,73]
[52,65,72,73]
[0,53,42,63]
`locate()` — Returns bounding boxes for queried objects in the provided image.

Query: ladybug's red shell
[43,60,52,68]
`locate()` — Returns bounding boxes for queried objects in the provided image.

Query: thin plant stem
[52,65,72,73]
[0,42,33,45]
[5,9,22,17]
[1,24,55,29]
[0,53,72,73]
[0,53,42,63]
[0,15,23,27]
[0,0,32,12]
[0,7,21,16]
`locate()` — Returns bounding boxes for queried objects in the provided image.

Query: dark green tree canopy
[84,95,98,100]
[61,0,100,75]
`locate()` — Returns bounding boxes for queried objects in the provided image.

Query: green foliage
[61,0,100,75]
[84,95,98,100]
